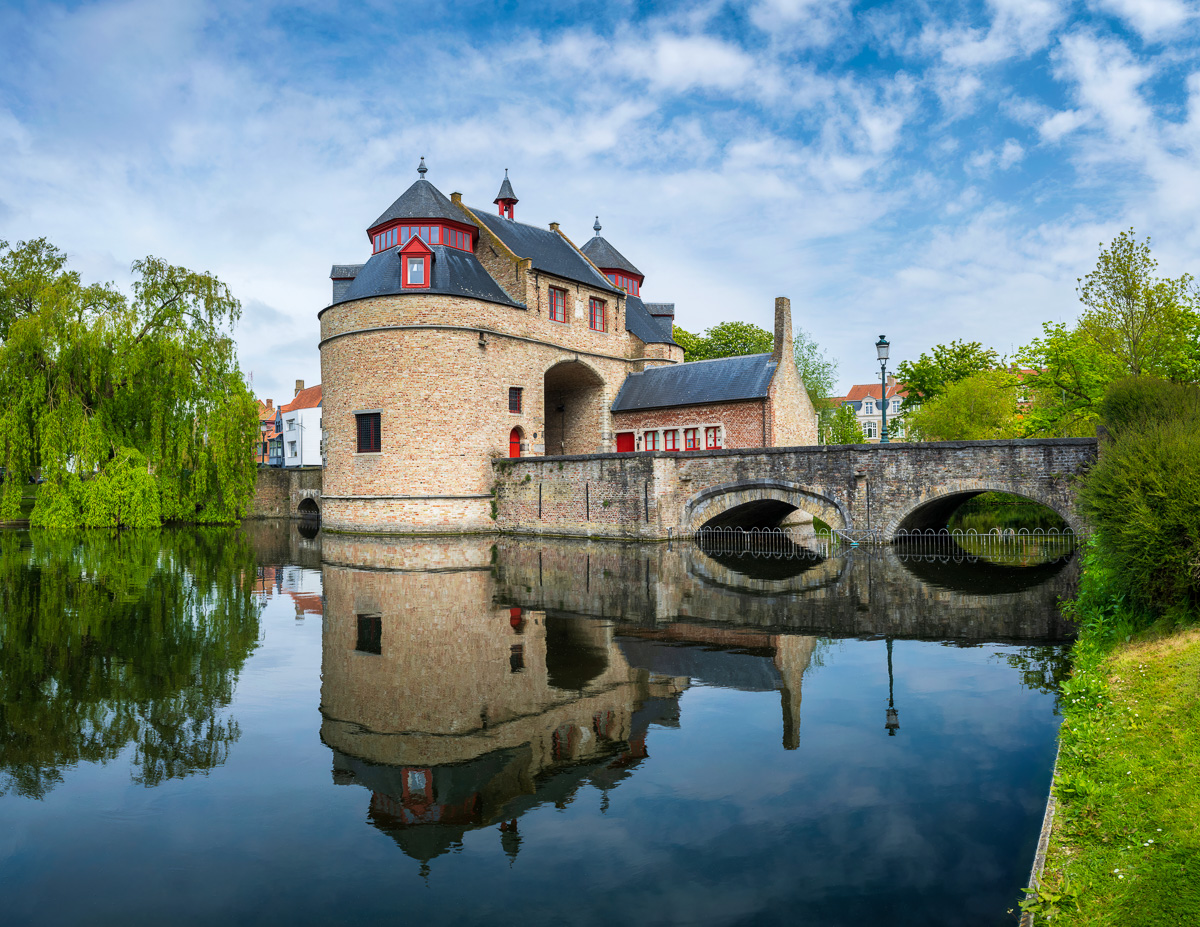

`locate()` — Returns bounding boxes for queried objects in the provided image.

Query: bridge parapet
[492,438,1097,540]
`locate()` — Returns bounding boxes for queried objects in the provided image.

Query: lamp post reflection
[885,638,900,736]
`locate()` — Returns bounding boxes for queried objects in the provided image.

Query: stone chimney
[295,379,304,397]
[772,297,793,363]
[266,398,273,409]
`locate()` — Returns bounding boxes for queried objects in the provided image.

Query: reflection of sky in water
[1,533,1062,927]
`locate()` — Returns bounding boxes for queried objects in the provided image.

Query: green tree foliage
[895,340,1000,411]
[672,321,773,362]
[903,369,1022,441]
[0,528,263,798]
[793,326,839,406]
[1077,378,1200,619]
[0,239,258,526]
[1019,230,1200,436]
[822,403,866,444]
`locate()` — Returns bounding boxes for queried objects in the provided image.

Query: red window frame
[644,431,659,451]
[684,428,698,450]
[589,297,606,332]
[549,287,567,323]
[705,426,721,449]
[356,412,381,454]
[508,387,522,413]
[663,429,678,451]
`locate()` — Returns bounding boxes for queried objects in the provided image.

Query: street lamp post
[885,637,900,735]
[876,335,890,444]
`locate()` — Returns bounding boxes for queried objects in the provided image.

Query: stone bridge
[493,438,1097,541]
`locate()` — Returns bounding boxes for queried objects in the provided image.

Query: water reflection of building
[319,535,818,868]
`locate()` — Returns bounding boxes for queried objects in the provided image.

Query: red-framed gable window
[644,431,660,451]
[399,235,433,288]
[684,428,699,450]
[705,426,722,449]
[663,429,678,451]
[589,297,606,332]
[549,287,567,322]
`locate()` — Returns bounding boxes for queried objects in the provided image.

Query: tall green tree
[903,369,1022,441]
[895,340,1000,411]
[0,238,258,526]
[1018,230,1200,436]
[822,403,866,444]
[673,321,774,362]
[793,325,839,407]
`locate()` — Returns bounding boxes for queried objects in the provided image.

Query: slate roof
[283,384,323,411]
[329,243,523,310]
[494,171,518,203]
[330,264,364,279]
[471,209,620,295]
[580,235,642,277]
[370,178,478,232]
[611,353,777,412]
[625,295,676,346]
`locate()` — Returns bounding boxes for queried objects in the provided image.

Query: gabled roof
[611,354,777,413]
[625,295,677,346]
[471,210,620,294]
[283,384,322,411]
[329,243,523,310]
[369,178,478,233]
[580,235,642,277]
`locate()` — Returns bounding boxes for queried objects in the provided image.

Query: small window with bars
[508,387,523,414]
[356,412,381,453]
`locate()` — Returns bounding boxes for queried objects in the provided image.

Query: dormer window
[399,235,433,289]
[370,223,474,254]
[605,272,640,295]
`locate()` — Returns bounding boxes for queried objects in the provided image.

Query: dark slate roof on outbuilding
[580,235,642,277]
[370,179,478,232]
[625,295,676,346]
[611,353,777,412]
[471,210,620,294]
[330,244,522,309]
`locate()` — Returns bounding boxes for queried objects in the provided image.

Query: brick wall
[612,399,769,450]
[248,466,323,518]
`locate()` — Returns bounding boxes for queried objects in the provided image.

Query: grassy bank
[1025,551,1200,923]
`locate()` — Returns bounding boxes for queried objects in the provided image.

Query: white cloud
[1091,0,1196,41]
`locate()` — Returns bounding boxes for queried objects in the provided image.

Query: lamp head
[876,335,890,363]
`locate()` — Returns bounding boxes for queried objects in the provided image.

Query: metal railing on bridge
[693,525,1078,565]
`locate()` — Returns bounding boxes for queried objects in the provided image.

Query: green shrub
[1099,377,1200,437]
[1078,379,1200,620]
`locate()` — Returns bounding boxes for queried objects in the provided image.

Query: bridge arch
[297,497,320,518]
[882,481,1082,538]
[684,480,848,532]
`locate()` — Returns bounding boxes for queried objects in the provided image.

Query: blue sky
[1,0,1198,399]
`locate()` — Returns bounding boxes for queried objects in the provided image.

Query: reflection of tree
[999,645,1072,709]
[0,529,262,798]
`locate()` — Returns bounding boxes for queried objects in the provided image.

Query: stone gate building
[318,161,817,534]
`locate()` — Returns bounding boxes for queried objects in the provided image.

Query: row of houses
[834,375,908,443]
[256,380,323,468]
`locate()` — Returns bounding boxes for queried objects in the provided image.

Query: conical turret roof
[369,161,477,232]
[581,233,642,277]
[494,169,518,204]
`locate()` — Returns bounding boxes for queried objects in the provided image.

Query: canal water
[0,523,1075,926]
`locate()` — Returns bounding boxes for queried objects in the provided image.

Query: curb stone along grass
[1033,629,1200,925]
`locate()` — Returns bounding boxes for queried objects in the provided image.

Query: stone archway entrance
[544,361,606,456]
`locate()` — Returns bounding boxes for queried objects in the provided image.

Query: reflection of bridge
[494,437,1097,540]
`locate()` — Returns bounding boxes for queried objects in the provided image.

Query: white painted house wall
[281,406,322,467]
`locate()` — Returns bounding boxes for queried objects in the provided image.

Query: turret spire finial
[417,157,427,177]
[593,216,601,236]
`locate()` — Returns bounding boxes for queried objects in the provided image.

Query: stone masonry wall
[248,466,323,519]
[493,438,1098,539]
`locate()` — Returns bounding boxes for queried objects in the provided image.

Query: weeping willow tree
[0,528,263,798]
[0,238,258,527]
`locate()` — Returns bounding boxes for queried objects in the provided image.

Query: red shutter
[616,432,635,453]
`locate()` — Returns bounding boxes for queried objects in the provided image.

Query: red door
[616,432,635,453]
[509,428,522,458]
